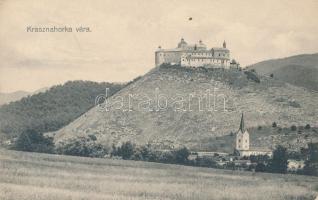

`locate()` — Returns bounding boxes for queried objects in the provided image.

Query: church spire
[239,113,245,132]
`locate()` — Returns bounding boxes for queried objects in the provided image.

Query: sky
[0,0,317,92]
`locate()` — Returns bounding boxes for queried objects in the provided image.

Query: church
[235,113,272,157]
[155,38,240,69]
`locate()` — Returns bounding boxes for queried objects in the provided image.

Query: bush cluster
[56,137,109,158]
[111,142,191,165]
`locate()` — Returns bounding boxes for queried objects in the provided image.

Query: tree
[13,129,54,153]
[305,124,311,129]
[268,146,288,173]
[303,143,318,176]
[270,73,274,78]
[174,147,190,164]
[120,141,135,160]
[291,125,297,131]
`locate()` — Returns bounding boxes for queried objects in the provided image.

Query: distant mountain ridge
[247,53,318,91]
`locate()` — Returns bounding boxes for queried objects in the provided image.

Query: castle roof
[211,47,229,52]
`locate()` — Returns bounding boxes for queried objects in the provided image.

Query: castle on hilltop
[155,38,240,69]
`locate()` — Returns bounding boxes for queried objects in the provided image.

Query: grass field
[0,149,317,200]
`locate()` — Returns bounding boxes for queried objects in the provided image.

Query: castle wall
[181,57,230,68]
[155,50,183,66]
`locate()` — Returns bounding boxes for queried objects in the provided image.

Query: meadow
[0,149,317,200]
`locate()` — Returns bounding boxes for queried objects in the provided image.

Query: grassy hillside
[0,149,317,200]
[54,65,318,150]
[0,81,124,139]
[200,126,318,153]
[247,53,318,91]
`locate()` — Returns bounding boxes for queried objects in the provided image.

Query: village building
[155,38,240,69]
[287,159,305,172]
[235,113,273,157]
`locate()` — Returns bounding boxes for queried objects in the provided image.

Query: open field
[0,149,317,200]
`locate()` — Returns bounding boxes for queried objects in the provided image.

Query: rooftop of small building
[239,148,273,152]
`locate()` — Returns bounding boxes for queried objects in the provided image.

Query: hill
[1,149,317,200]
[247,53,318,91]
[53,65,318,151]
[0,91,31,106]
[0,81,124,139]
[0,87,49,106]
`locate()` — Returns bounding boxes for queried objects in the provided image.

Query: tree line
[11,129,318,176]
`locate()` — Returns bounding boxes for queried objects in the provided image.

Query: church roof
[239,113,245,132]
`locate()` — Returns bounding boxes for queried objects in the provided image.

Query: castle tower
[236,113,249,151]
[177,38,187,49]
[223,40,226,48]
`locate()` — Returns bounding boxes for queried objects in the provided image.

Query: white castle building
[155,38,240,68]
[235,113,272,157]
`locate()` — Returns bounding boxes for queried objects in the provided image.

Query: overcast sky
[0,0,317,92]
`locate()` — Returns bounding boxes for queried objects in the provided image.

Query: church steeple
[236,113,249,151]
[223,40,226,48]
[239,113,245,132]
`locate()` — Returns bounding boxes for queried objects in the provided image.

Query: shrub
[244,71,260,83]
[157,151,176,163]
[255,163,267,172]
[272,122,277,128]
[250,155,269,163]
[288,101,301,108]
[305,124,311,129]
[195,157,218,168]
